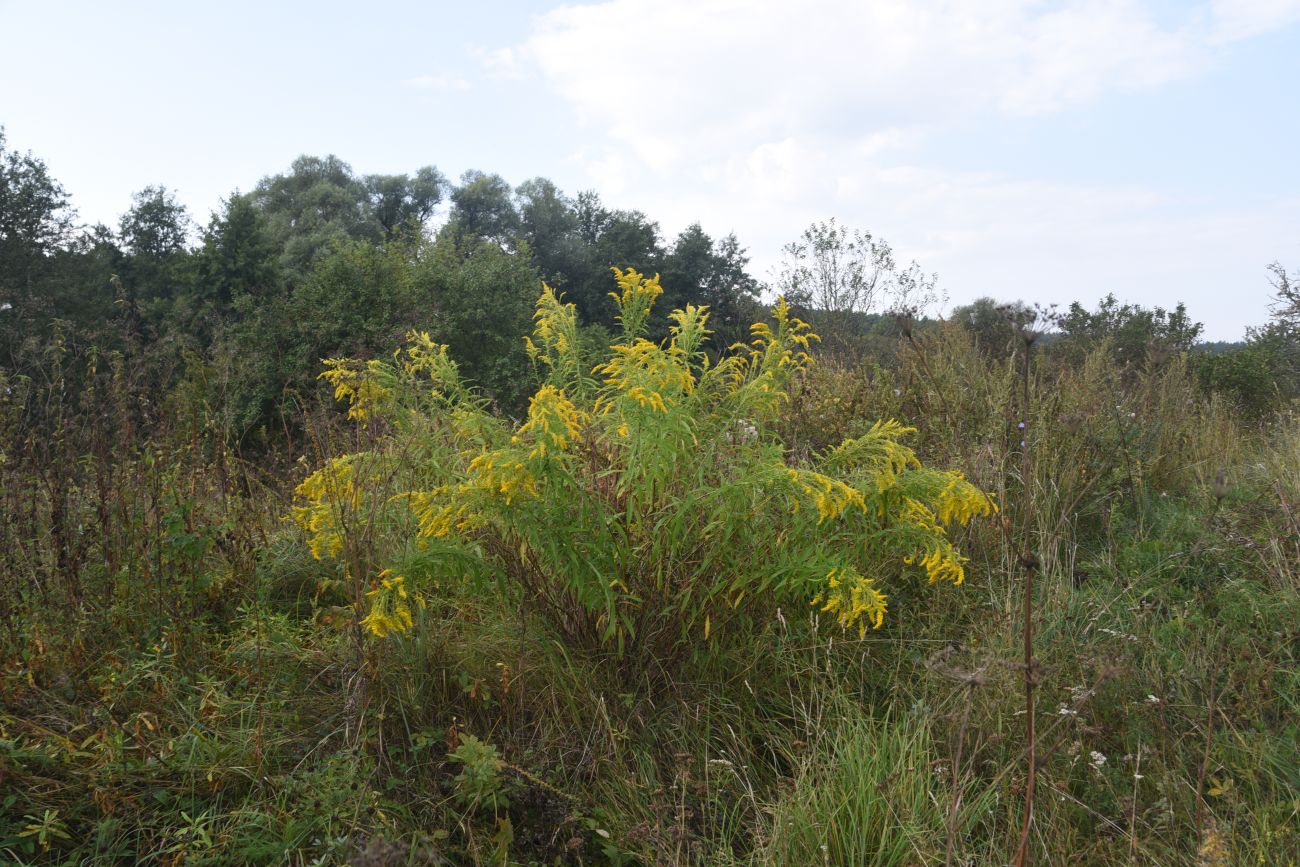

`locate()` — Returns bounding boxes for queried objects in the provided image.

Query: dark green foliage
[249,154,376,277]
[515,176,584,286]
[365,166,446,239]
[1194,340,1285,416]
[216,231,542,437]
[413,231,538,413]
[1053,293,1203,369]
[659,223,759,347]
[247,154,446,279]
[449,169,520,244]
[0,127,77,362]
[192,194,284,334]
[950,296,1028,356]
[119,185,191,259]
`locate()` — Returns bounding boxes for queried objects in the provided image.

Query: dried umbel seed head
[998,303,1041,346]
[891,305,918,338]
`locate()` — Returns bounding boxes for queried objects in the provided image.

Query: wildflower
[295,277,993,652]
[516,385,585,459]
[360,571,424,638]
[811,567,888,636]
[291,455,362,561]
[319,358,393,423]
[934,473,997,526]
[609,267,665,339]
[785,468,865,523]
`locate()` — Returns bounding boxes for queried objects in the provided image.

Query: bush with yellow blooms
[291,268,995,661]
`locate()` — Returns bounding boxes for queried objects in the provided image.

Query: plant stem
[1013,332,1037,867]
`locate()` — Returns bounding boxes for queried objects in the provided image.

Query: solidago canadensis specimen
[292,269,994,653]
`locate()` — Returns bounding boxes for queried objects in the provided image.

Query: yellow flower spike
[517,385,585,460]
[813,568,888,635]
[291,455,363,562]
[362,572,421,639]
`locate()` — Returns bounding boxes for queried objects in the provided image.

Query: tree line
[2,126,1296,450]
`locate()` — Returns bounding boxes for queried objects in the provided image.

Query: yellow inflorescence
[786,468,866,524]
[747,296,816,374]
[524,285,582,373]
[291,455,361,561]
[515,385,585,459]
[668,304,712,359]
[824,419,922,493]
[319,359,392,423]
[905,544,967,585]
[608,267,664,337]
[292,278,998,648]
[467,453,541,502]
[595,339,696,416]
[360,570,425,638]
[812,567,889,637]
[934,473,997,526]
[401,331,466,403]
[413,490,478,539]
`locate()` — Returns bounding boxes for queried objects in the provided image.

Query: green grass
[3,324,1298,865]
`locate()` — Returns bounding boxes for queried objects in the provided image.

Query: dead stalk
[1013,323,1038,867]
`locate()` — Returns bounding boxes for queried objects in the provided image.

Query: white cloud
[515,0,1218,155]
[1210,0,1300,41]
[497,0,1300,337]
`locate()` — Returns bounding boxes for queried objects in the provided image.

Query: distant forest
[2,127,1296,443]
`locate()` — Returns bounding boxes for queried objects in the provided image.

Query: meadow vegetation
[2,130,1298,864]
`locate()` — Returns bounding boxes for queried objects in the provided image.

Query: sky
[2,0,1298,340]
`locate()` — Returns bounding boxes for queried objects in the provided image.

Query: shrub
[292,269,994,668]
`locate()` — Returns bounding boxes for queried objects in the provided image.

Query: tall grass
[2,303,1297,864]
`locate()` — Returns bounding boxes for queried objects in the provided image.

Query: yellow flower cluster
[411,387,582,541]
[700,296,818,419]
[786,468,866,524]
[413,491,475,539]
[515,385,584,459]
[401,331,467,404]
[524,285,582,375]
[360,570,424,638]
[291,455,361,561]
[934,473,997,526]
[824,420,922,493]
[905,544,967,585]
[608,267,664,338]
[668,304,712,358]
[898,496,943,534]
[812,567,888,637]
[595,339,696,417]
[468,453,540,502]
[746,296,816,374]
[319,359,392,423]
[291,275,999,648]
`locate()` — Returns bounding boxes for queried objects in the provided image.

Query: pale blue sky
[3,0,1298,339]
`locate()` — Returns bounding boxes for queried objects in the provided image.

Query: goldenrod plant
[295,268,994,666]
